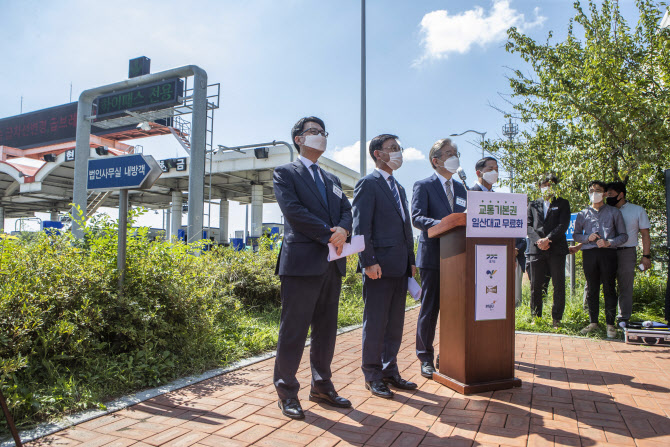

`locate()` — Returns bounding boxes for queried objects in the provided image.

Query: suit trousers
[274,262,341,400]
[528,252,566,321]
[361,275,408,382]
[616,247,637,321]
[416,268,439,364]
[583,248,618,325]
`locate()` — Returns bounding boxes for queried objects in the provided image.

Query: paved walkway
[29,308,670,447]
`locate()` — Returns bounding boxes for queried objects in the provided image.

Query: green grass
[514,270,667,339]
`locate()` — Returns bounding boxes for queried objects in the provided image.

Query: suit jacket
[411,173,467,270]
[352,170,415,278]
[273,159,353,276]
[527,197,570,256]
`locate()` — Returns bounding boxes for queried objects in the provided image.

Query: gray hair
[429,138,457,170]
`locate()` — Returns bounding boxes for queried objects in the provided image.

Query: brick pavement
[28,308,670,447]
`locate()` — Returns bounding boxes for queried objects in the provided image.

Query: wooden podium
[427,212,521,394]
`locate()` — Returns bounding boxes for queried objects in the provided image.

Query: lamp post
[502,118,518,193]
[449,130,486,158]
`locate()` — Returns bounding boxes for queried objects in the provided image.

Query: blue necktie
[311,164,328,205]
[388,175,405,220]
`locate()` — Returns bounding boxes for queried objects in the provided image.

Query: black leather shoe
[309,390,352,408]
[365,380,394,399]
[278,398,304,419]
[421,362,436,379]
[383,374,418,390]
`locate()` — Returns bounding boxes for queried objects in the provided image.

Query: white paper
[327,235,365,261]
[466,191,528,238]
[408,277,422,301]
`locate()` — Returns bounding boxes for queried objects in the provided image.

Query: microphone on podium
[457,167,469,190]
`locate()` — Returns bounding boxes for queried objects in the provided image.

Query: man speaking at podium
[411,138,467,379]
[272,116,353,419]
[353,134,417,399]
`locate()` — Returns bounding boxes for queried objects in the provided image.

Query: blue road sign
[565,212,578,242]
[87,154,161,190]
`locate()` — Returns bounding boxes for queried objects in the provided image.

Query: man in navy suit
[353,134,417,399]
[272,116,353,419]
[412,138,467,379]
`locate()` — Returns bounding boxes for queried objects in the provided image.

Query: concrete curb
[1,305,421,447]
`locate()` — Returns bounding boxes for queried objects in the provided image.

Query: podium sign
[475,245,507,321]
[466,191,527,238]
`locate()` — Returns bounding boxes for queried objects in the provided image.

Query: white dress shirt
[299,155,325,183]
[375,168,405,218]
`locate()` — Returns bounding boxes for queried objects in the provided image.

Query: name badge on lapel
[333,184,343,199]
[456,197,466,207]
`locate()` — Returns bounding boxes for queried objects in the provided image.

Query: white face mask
[302,135,327,152]
[441,156,460,174]
[589,192,603,204]
[540,186,550,194]
[482,170,498,185]
[385,151,403,170]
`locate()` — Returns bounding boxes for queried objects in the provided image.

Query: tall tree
[490,0,670,239]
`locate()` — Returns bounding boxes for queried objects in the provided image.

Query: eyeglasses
[383,145,404,153]
[301,128,329,138]
[442,151,461,159]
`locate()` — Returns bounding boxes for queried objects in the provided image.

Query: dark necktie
[445,179,454,210]
[310,164,328,205]
[388,175,405,220]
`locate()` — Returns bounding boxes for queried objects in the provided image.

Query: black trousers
[583,248,618,325]
[416,268,439,364]
[274,262,341,400]
[528,253,566,321]
[361,275,408,382]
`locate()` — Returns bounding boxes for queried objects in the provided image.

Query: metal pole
[0,389,22,447]
[360,0,366,177]
[481,134,484,159]
[187,69,208,243]
[118,190,128,295]
[570,243,576,295]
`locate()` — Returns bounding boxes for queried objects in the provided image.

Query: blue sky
[0,0,647,235]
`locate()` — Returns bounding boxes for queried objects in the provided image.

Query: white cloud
[331,141,425,171]
[331,140,372,172]
[403,147,425,161]
[417,1,546,62]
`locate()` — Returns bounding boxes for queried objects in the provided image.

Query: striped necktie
[388,175,405,220]
[445,179,454,210]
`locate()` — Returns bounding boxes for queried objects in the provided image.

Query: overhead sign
[87,154,162,190]
[0,102,138,150]
[94,78,184,120]
[475,244,507,321]
[565,213,578,242]
[158,157,187,173]
[466,191,528,238]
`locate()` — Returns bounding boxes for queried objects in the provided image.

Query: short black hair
[540,173,559,186]
[291,116,325,154]
[606,181,626,198]
[588,180,607,190]
[475,157,497,173]
[369,134,398,162]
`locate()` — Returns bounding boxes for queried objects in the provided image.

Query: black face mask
[606,196,619,207]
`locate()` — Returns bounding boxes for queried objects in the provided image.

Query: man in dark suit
[471,157,527,303]
[411,138,467,379]
[352,134,417,399]
[527,173,570,328]
[272,116,353,419]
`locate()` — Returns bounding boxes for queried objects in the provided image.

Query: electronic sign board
[94,78,184,120]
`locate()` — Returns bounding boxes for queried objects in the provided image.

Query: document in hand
[408,277,422,301]
[327,235,365,261]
